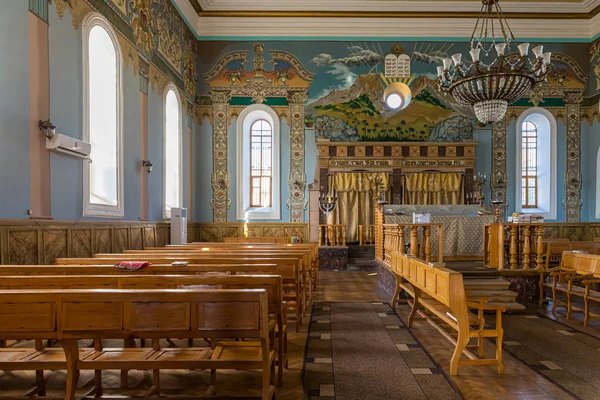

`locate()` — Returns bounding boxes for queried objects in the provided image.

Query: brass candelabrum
[467,172,487,205]
[371,175,386,202]
[318,191,338,223]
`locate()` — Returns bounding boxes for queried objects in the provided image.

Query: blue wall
[0,3,190,222]
[0,2,31,218]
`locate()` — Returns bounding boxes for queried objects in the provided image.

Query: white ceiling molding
[592,12,600,37]
[172,0,200,29]
[196,0,598,13]
[176,0,600,40]
[195,16,594,40]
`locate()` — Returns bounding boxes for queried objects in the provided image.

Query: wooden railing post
[510,225,518,270]
[424,226,432,262]
[359,226,364,246]
[399,225,405,255]
[523,225,531,269]
[410,226,419,256]
[342,226,346,246]
[536,225,544,270]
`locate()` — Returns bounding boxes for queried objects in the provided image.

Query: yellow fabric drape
[326,172,391,243]
[404,172,464,205]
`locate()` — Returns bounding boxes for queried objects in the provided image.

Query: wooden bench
[541,251,600,326]
[544,241,600,270]
[0,288,275,400]
[390,252,506,375]
[55,256,305,329]
[223,237,295,243]
[159,242,319,290]
[117,247,317,299]
[140,243,319,288]
[539,250,583,306]
[0,274,288,386]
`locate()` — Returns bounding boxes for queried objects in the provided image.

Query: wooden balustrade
[359,225,375,246]
[382,223,444,265]
[484,223,545,270]
[318,224,346,246]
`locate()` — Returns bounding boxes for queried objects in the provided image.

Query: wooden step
[485,301,526,312]
[467,290,518,302]
[463,278,511,290]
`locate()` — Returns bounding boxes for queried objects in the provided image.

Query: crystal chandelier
[437,0,552,124]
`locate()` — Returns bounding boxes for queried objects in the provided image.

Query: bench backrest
[0,289,269,342]
[561,251,600,277]
[393,253,466,310]
[223,237,293,243]
[0,274,282,314]
[0,264,280,276]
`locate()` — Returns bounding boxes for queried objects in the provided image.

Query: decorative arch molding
[236,104,282,220]
[204,44,314,222]
[52,0,197,101]
[515,108,558,220]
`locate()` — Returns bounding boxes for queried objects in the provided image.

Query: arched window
[163,85,182,219]
[521,121,538,208]
[250,119,273,207]
[236,105,281,220]
[515,108,557,219]
[82,13,123,217]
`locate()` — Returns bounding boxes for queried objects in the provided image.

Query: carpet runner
[302,301,461,399]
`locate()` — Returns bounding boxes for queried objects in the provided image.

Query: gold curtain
[404,172,464,205]
[327,172,391,243]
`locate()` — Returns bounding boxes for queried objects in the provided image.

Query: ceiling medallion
[437,0,552,124]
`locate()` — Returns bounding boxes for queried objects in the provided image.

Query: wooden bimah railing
[359,224,375,246]
[484,223,545,270]
[382,223,444,265]
[318,224,346,246]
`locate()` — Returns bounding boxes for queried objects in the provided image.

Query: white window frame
[515,107,557,220]
[162,83,184,220]
[82,13,124,218]
[236,104,281,220]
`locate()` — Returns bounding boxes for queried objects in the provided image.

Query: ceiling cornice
[180,0,600,40]
[188,0,202,13]
[196,9,599,19]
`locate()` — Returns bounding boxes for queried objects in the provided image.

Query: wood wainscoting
[0,220,171,265]
[0,220,310,264]
[191,222,309,243]
[544,223,600,241]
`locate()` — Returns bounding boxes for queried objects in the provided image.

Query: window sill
[83,205,124,218]
[240,206,280,220]
[518,207,555,220]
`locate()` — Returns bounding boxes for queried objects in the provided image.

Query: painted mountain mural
[306,73,475,142]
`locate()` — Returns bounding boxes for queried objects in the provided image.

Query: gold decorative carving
[210,90,232,222]
[564,90,583,222]
[54,0,92,29]
[149,64,168,93]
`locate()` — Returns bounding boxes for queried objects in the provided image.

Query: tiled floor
[1,271,599,399]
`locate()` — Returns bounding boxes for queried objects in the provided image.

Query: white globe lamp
[383,82,412,110]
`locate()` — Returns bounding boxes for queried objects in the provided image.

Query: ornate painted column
[491,117,508,221]
[209,90,231,222]
[287,90,308,222]
[563,91,583,222]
